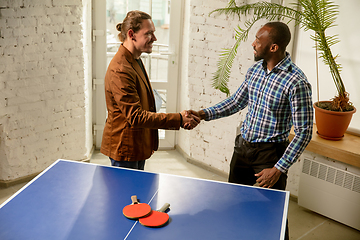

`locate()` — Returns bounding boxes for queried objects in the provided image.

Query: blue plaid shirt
[203,53,313,173]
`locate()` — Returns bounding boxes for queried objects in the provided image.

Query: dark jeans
[110,158,146,170]
[228,135,290,240]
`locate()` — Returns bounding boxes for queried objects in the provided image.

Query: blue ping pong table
[0,160,289,240]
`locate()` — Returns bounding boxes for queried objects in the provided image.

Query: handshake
[180,110,205,130]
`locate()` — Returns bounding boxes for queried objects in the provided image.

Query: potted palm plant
[210,0,356,140]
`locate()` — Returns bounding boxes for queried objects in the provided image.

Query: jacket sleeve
[108,64,181,130]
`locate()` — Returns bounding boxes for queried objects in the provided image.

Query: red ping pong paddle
[139,203,170,227]
[123,195,151,219]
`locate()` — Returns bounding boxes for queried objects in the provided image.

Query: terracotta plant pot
[313,101,356,140]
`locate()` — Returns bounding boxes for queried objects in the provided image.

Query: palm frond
[210,2,303,23]
[211,29,241,96]
[212,49,233,96]
[211,16,264,96]
[299,0,339,31]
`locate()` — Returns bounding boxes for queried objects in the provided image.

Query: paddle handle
[159,203,170,213]
[131,195,139,204]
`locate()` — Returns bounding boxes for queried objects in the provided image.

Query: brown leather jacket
[100,45,181,161]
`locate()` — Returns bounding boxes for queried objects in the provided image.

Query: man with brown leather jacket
[101,11,199,170]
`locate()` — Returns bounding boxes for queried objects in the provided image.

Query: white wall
[0,0,91,181]
[295,0,360,132]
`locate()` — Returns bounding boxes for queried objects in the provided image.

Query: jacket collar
[119,44,154,95]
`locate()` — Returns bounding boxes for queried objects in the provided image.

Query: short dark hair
[264,22,291,52]
[116,11,152,42]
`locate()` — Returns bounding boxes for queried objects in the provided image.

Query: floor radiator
[298,158,360,230]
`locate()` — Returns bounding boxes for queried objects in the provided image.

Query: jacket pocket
[119,128,147,159]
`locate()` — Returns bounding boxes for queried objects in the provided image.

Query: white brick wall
[0,0,88,181]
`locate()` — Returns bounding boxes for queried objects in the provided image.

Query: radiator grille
[302,158,360,194]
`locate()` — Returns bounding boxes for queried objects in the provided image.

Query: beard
[254,48,265,61]
[253,44,271,61]
[254,54,263,61]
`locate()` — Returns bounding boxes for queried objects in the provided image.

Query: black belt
[242,139,289,148]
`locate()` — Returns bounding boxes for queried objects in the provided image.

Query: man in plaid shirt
[191,21,313,240]
[194,23,312,189]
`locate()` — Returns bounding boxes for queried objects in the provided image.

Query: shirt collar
[261,52,292,73]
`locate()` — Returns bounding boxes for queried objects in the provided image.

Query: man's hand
[180,110,201,130]
[255,167,282,188]
[186,110,205,120]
